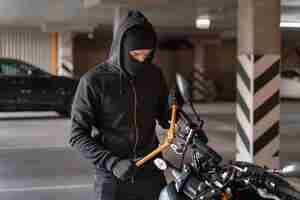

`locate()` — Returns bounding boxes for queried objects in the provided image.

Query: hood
[107,10,157,77]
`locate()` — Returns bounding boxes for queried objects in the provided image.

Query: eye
[133,52,140,57]
[129,51,139,57]
[129,49,153,59]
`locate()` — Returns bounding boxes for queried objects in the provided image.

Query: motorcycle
[154,74,300,200]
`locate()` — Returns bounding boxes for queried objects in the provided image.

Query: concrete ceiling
[0,0,299,39]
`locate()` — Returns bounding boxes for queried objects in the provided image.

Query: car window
[0,62,28,76]
[0,60,51,77]
[19,63,51,77]
[19,63,35,75]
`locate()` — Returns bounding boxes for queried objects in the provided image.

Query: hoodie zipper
[129,80,139,158]
[117,67,139,168]
[129,80,139,183]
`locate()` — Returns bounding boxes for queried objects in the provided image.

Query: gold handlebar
[136,104,177,167]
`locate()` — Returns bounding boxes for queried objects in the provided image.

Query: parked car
[281,68,300,99]
[0,58,78,116]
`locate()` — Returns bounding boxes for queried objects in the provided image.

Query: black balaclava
[121,26,156,78]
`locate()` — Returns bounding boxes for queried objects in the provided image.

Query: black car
[0,58,78,116]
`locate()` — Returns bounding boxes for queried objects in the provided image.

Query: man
[69,10,170,200]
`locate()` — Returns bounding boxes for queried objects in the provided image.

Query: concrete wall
[155,49,176,88]
[205,40,238,101]
[73,33,300,101]
[156,48,194,88]
[203,40,300,101]
[282,46,300,68]
[0,27,51,72]
[73,34,235,100]
[73,33,111,76]
[73,35,194,85]
[72,35,244,101]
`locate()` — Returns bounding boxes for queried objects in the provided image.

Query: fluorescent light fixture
[280,21,300,28]
[196,18,211,29]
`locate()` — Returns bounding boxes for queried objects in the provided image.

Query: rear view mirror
[175,73,202,122]
[280,162,300,178]
[175,73,191,104]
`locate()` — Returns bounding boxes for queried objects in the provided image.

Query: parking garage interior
[0,0,300,199]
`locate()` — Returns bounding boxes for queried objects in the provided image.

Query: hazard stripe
[254,55,280,78]
[237,53,280,168]
[254,105,280,140]
[237,119,251,153]
[254,91,280,124]
[237,75,252,109]
[254,121,279,155]
[237,89,250,122]
[254,75,280,110]
[254,55,263,62]
[237,63,251,91]
[254,61,280,93]
[238,55,253,77]
[273,150,279,157]
[236,54,253,159]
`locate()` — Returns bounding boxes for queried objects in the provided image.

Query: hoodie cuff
[159,120,170,129]
[104,156,121,171]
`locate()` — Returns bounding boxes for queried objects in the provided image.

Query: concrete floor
[0,102,300,200]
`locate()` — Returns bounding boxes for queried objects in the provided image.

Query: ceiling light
[280,21,300,28]
[196,18,211,29]
[88,32,94,39]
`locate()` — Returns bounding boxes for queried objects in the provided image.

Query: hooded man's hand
[111,159,138,181]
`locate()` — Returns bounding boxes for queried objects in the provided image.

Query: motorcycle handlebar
[277,185,300,200]
[237,164,300,200]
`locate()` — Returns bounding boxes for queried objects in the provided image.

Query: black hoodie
[69,10,170,171]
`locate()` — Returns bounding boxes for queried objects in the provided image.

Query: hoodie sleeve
[156,69,171,129]
[69,77,119,171]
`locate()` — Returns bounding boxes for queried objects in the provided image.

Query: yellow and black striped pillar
[236,54,280,167]
[236,0,281,168]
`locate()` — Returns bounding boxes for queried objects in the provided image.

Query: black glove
[111,159,138,181]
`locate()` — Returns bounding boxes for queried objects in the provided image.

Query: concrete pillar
[156,49,176,88]
[194,42,206,75]
[192,41,207,102]
[193,42,208,101]
[236,0,281,168]
[191,40,217,102]
[57,32,76,77]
